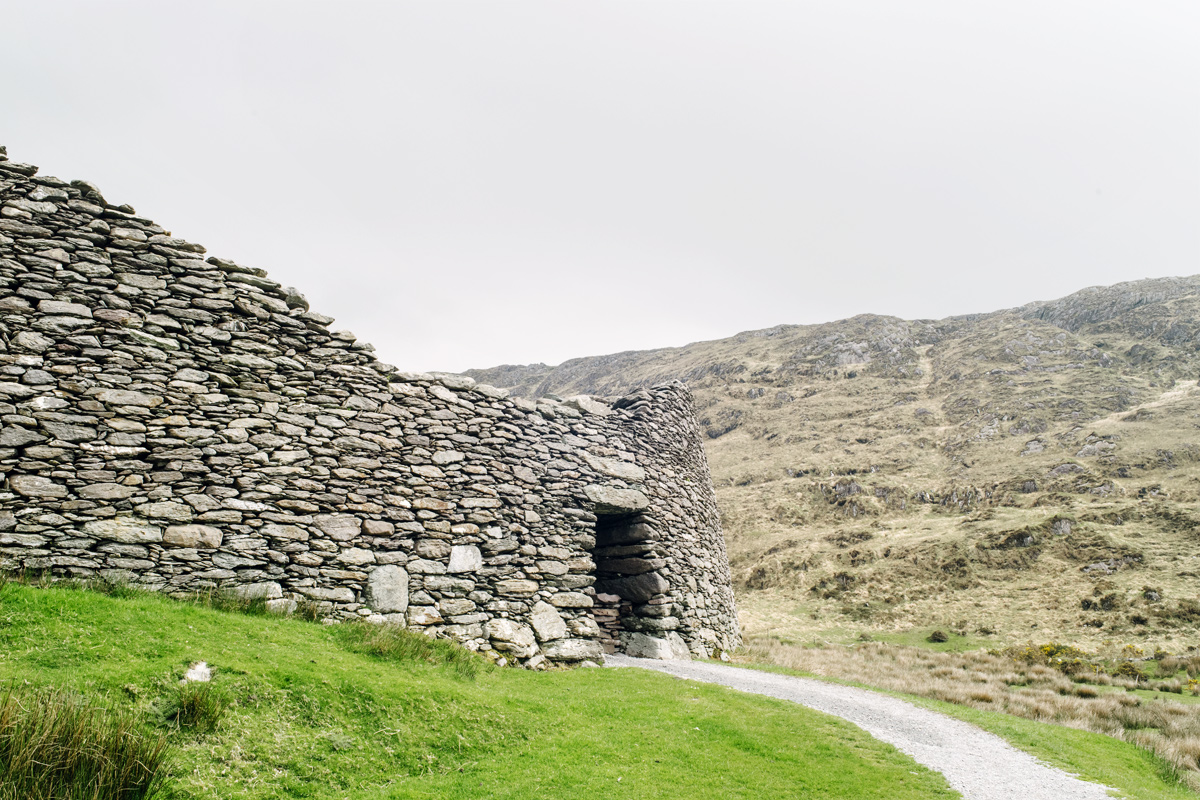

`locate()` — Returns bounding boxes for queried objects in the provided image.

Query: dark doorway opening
[589,513,671,653]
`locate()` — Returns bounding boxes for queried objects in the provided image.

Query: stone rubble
[0,146,739,664]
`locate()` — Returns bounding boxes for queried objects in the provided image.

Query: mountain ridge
[468,275,1200,399]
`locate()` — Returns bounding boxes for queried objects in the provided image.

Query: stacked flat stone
[0,146,739,664]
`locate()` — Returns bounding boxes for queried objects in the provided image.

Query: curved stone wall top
[0,146,738,663]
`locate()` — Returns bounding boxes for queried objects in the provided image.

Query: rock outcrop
[0,146,739,664]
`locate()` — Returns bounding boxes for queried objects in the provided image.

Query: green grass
[738,658,1197,799]
[354,670,956,800]
[0,582,958,799]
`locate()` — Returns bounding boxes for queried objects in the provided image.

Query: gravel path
[606,655,1115,800]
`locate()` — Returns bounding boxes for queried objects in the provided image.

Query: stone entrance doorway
[589,512,672,654]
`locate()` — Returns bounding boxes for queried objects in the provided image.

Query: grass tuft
[155,682,225,734]
[331,621,488,680]
[185,589,270,617]
[0,686,171,800]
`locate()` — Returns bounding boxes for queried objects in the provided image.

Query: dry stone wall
[0,146,739,664]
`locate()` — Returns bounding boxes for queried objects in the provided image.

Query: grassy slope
[0,582,957,800]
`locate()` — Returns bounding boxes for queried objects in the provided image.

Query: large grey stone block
[0,428,46,447]
[78,483,135,501]
[619,632,676,659]
[227,582,283,600]
[83,518,163,544]
[367,565,409,613]
[484,619,538,658]
[447,544,482,573]
[95,389,163,408]
[9,474,66,497]
[298,587,355,603]
[582,453,644,481]
[530,601,568,641]
[584,485,649,515]
[542,638,604,662]
[314,514,360,541]
[164,525,223,549]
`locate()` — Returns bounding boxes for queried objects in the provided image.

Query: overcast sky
[5,2,1198,372]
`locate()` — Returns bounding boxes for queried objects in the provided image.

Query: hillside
[468,276,1200,650]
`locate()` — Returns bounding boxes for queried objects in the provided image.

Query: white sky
[4,2,1198,373]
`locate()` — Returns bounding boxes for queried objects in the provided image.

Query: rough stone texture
[228,581,283,600]
[366,564,409,613]
[0,148,738,664]
[83,518,162,544]
[620,631,675,659]
[9,474,67,497]
[583,485,649,515]
[603,571,669,603]
[541,638,605,662]
[529,600,568,641]
[163,524,222,549]
[484,618,538,658]
[446,544,482,574]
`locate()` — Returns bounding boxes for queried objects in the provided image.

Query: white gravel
[606,654,1116,799]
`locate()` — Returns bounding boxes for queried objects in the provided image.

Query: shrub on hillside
[1003,642,1102,677]
[1159,654,1200,678]
[1112,662,1146,682]
[1158,599,1200,624]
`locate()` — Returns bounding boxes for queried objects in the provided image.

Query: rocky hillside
[469,276,1200,651]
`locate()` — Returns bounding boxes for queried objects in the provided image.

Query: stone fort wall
[0,146,738,664]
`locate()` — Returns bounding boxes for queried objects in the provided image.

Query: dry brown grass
[1161,655,1200,679]
[742,638,1200,790]
[476,293,1200,655]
